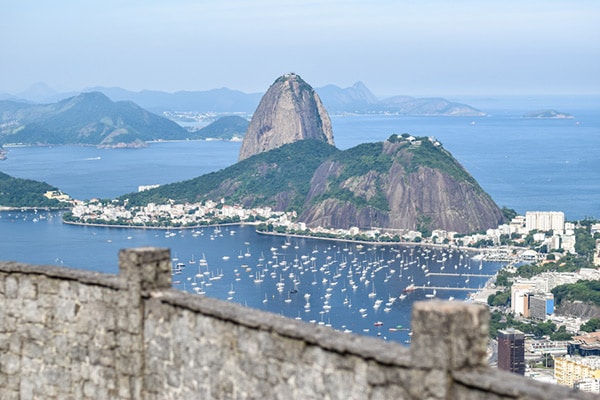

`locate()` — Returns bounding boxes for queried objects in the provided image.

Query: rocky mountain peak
[238,73,334,161]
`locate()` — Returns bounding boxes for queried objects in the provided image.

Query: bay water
[1,95,598,343]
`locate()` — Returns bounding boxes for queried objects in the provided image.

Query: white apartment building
[525,211,565,233]
[575,378,600,393]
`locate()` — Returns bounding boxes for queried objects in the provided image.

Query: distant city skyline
[1,1,599,97]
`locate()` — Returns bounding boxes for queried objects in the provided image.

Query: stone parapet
[0,247,596,399]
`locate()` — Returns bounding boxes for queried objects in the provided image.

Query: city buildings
[498,328,525,375]
[509,270,600,318]
[526,211,565,232]
[575,378,600,393]
[528,293,554,320]
[568,331,600,357]
[554,355,600,389]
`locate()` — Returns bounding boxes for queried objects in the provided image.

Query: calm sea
[1,95,598,343]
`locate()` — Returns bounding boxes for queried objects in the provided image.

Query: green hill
[120,135,505,234]
[0,172,66,208]
[122,139,339,212]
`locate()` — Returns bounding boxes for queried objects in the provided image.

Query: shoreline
[254,229,485,254]
[0,206,70,212]
[61,218,486,253]
[61,219,248,230]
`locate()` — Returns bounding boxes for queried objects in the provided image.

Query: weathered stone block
[37,278,59,295]
[1,353,21,375]
[410,300,489,370]
[119,247,171,292]
[21,341,43,359]
[18,277,37,300]
[5,276,18,299]
[21,300,45,324]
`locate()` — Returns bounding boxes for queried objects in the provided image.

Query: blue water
[0,141,240,200]
[0,210,501,344]
[1,97,599,343]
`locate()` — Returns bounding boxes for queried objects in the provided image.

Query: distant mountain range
[316,82,486,116]
[0,92,250,146]
[1,81,486,116]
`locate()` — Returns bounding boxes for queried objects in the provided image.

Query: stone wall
[0,247,596,399]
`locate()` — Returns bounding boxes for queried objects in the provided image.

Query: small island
[523,109,574,119]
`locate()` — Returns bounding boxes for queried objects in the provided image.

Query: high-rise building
[525,211,565,232]
[528,293,554,320]
[498,329,525,375]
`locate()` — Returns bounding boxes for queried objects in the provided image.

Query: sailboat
[368,282,377,298]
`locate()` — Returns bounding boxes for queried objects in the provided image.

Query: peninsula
[119,73,505,235]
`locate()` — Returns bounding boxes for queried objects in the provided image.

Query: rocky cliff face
[298,136,505,234]
[238,73,334,161]
[555,300,600,320]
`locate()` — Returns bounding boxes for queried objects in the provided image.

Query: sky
[1,0,599,97]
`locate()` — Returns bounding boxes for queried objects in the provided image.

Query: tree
[581,318,600,333]
[488,290,510,307]
[501,206,518,221]
[550,325,572,341]
[540,353,554,368]
[575,227,596,257]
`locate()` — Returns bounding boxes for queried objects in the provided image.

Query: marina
[411,286,481,292]
[425,272,495,278]
[160,224,506,343]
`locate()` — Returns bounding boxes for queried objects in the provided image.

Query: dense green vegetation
[487,290,511,307]
[501,206,518,221]
[312,142,392,211]
[0,172,64,208]
[575,226,599,256]
[403,137,478,185]
[552,280,600,307]
[121,140,339,212]
[581,318,600,332]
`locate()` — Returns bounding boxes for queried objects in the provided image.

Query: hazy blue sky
[2,0,599,96]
